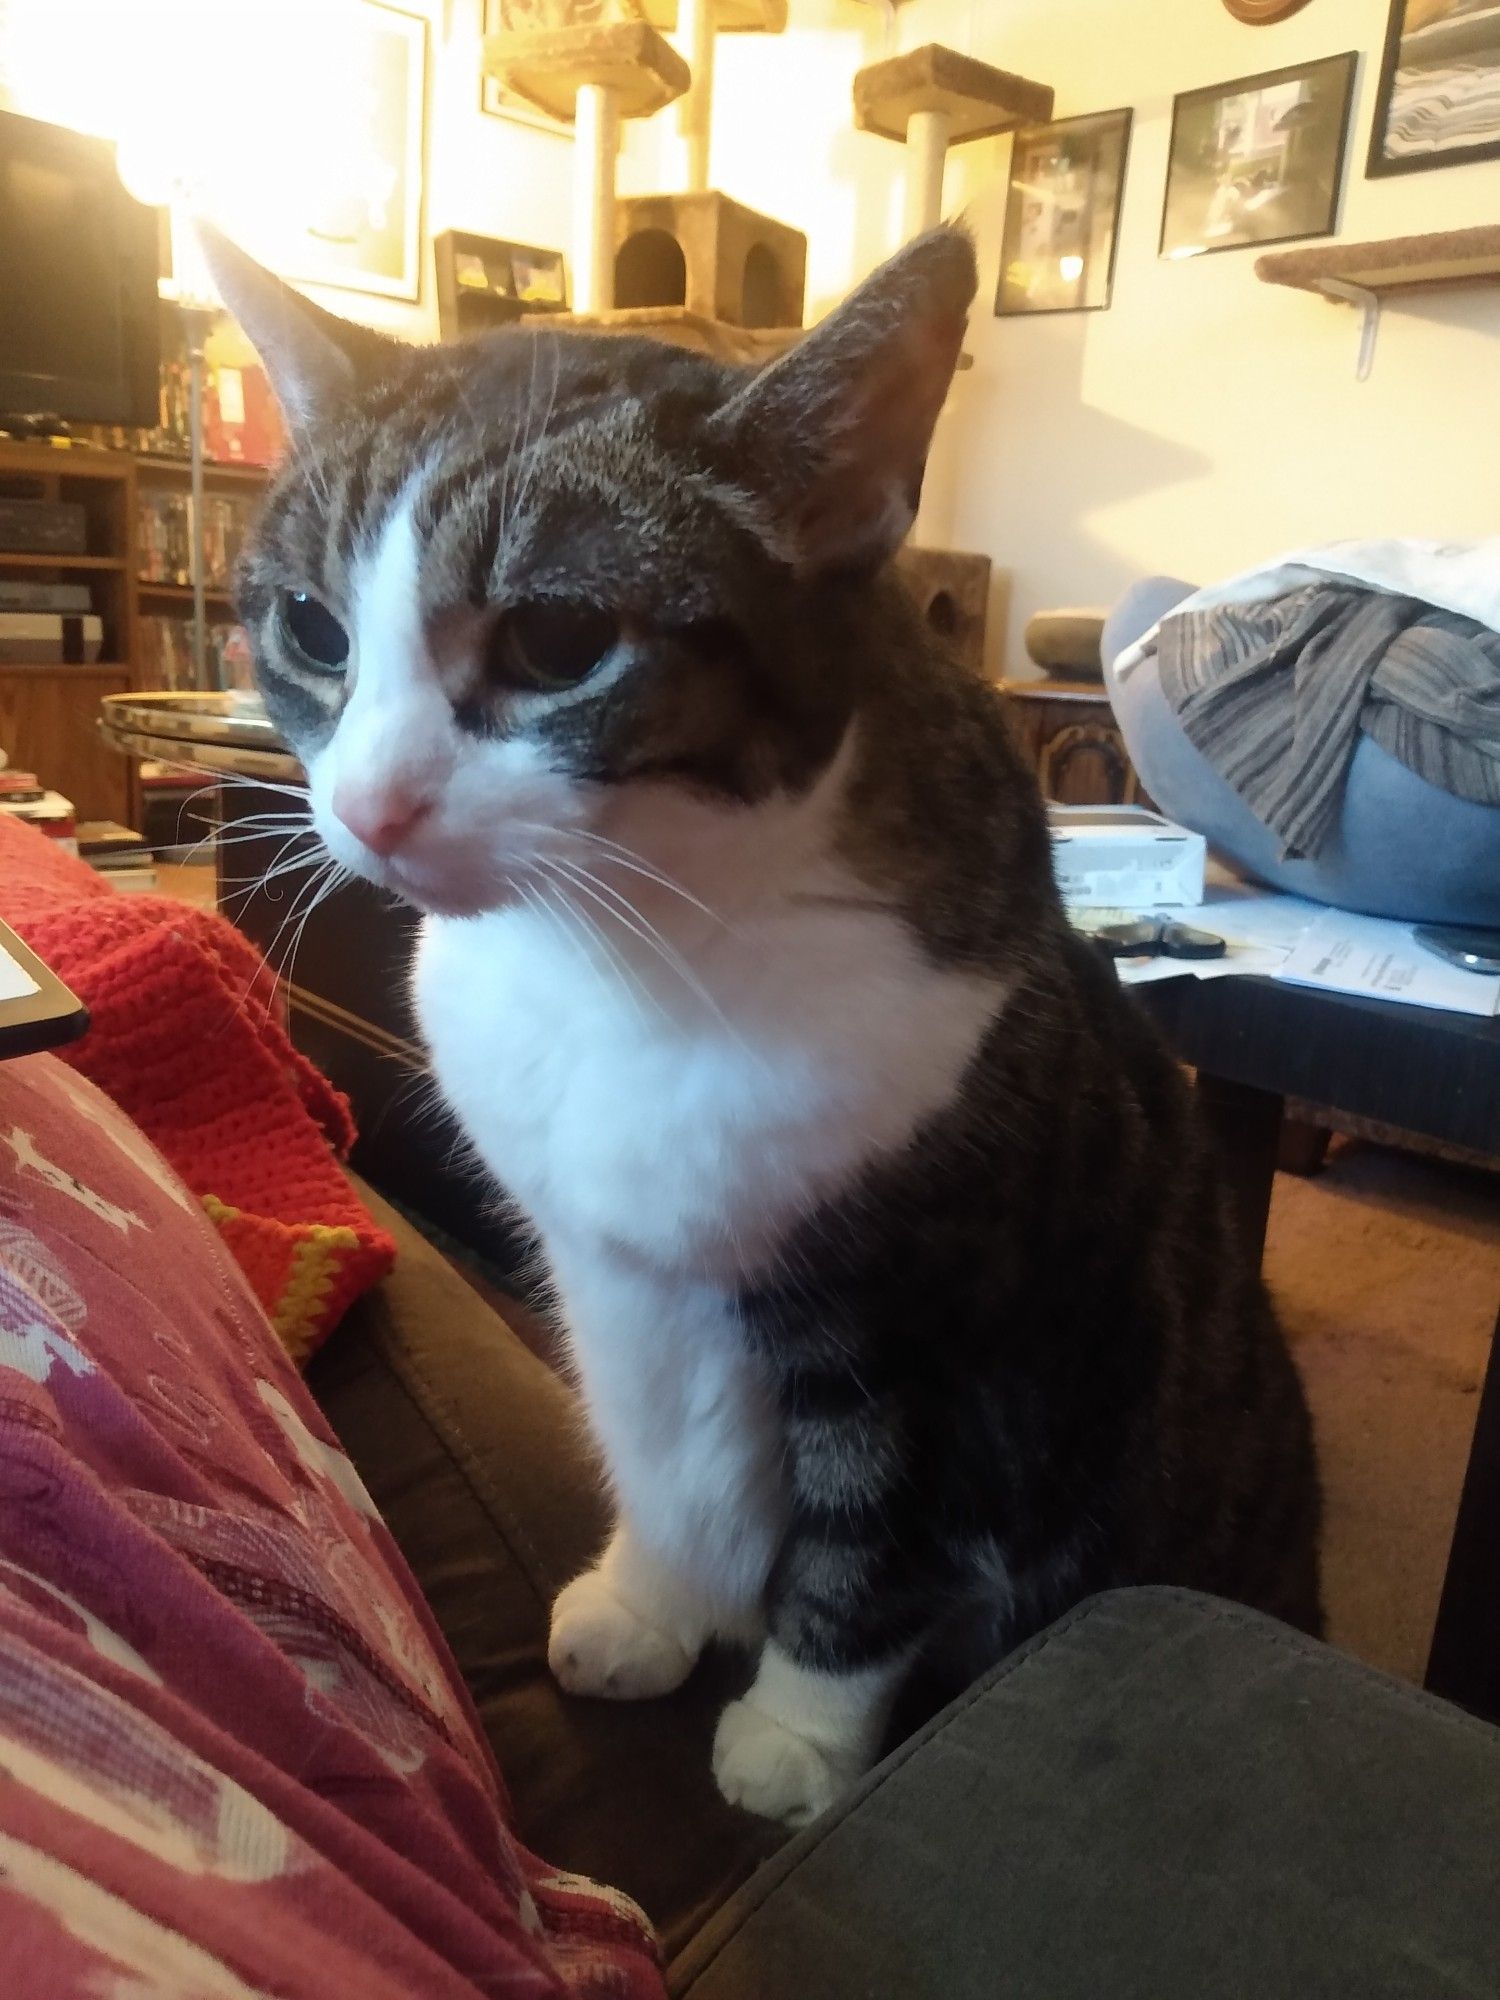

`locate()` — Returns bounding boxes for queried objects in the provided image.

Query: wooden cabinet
[0,664,133,824]
[999,677,1148,807]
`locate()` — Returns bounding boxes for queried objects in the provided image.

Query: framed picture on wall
[1368,0,1500,177]
[995,108,1134,317]
[1160,52,1358,259]
[217,0,428,301]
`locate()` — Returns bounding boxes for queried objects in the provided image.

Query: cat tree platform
[1256,224,1500,379]
[484,22,690,124]
[855,44,1053,237]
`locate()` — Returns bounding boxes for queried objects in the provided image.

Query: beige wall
[8,0,1491,682]
[903,0,1500,674]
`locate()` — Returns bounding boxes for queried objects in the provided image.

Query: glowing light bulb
[1059,255,1085,284]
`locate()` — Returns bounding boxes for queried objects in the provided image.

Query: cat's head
[202,224,975,918]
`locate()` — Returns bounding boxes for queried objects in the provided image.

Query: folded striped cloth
[1152,579,1500,860]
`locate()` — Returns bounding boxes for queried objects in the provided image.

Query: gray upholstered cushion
[671,1589,1500,1999]
[1102,577,1500,927]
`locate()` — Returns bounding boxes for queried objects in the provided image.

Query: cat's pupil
[284,591,350,671]
[488,600,617,692]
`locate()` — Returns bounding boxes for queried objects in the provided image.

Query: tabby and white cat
[205,225,1320,1829]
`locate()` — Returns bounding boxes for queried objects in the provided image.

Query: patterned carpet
[1267,1140,1499,1685]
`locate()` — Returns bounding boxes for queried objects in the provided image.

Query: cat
[203,223,1321,1829]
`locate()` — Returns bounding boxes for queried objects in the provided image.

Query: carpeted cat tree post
[851,43,1054,672]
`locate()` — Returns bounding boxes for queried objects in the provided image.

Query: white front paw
[713,1698,853,1826]
[548,1568,695,1699]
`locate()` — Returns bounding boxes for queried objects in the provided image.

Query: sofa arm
[669,1589,1500,1999]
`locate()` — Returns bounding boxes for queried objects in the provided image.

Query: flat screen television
[0,111,160,427]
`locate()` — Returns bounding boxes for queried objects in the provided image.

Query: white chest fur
[412,845,1002,1605]
[413,884,1001,1279]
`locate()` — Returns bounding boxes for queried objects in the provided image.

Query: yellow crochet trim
[278,1224,361,1364]
[200,1193,360,1364]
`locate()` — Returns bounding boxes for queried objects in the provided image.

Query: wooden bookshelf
[135,455,272,490]
[0,437,270,826]
[0,441,136,823]
[0,551,126,571]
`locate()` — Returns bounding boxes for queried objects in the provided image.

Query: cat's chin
[387,876,499,920]
[379,859,525,921]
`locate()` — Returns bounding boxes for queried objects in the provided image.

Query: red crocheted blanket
[0,816,395,1359]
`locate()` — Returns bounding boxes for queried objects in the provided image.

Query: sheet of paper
[1075,884,1500,1017]
[0,938,39,1003]
[1278,911,1500,1018]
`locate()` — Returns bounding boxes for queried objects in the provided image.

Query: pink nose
[331,781,432,858]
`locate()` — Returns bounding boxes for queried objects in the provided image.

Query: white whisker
[540,853,751,1052]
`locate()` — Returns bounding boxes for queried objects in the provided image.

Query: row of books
[138,614,255,694]
[137,490,257,589]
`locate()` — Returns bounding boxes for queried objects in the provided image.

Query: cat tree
[483,4,803,363]
[851,43,1054,670]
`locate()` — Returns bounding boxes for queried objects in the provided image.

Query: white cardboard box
[1048,805,1207,910]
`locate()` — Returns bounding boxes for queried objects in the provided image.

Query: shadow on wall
[930,308,1213,678]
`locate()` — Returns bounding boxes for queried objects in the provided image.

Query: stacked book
[0,770,77,849]
[76,821,157,893]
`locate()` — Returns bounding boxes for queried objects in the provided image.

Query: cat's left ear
[706,226,976,575]
[195,222,399,433]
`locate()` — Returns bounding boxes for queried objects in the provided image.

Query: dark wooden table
[1137,972,1500,1722]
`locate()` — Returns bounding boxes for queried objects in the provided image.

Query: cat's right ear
[195,223,397,433]
[705,227,976,576]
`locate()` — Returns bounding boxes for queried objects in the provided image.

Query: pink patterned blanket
[0,1052,665,1998]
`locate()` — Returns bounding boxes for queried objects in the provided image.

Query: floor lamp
[115,145,223,694]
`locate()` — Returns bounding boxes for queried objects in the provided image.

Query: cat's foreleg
[713,1640,908,1826]
[712,1381,922,1825]
[544,1255,784,1701]
[548,1518,709,1699]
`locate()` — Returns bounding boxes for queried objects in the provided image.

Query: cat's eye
[281,590,350,673]
[486,600,617,692]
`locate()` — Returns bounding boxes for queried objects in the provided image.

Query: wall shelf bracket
[1317,278,1381,382]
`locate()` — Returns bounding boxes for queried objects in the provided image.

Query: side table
[999,678,1147,806]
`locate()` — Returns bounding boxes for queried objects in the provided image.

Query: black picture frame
[1367,0,1500,179]
[1160,51,1358,262]
[994,108,1134,318]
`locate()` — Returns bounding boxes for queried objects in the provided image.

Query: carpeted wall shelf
[1256,225,1500,381]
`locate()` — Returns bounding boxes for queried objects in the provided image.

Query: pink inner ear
[792,307,968,573]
